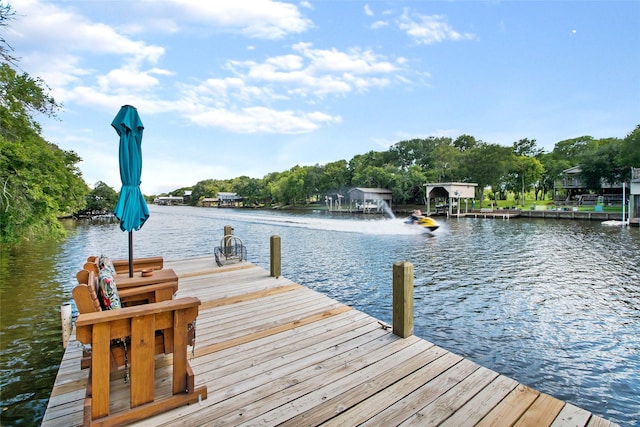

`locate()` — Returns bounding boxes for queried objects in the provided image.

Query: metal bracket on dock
[214,235,247,266]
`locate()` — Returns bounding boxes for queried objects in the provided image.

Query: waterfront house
[201,197,217,207]
[555,166,626,205]
[217,192,243,207]
[347,187,393,213]
[155,195,184,205]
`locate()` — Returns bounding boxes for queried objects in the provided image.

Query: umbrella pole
[128,231,134,278]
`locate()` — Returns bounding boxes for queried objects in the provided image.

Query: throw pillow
[98,254,116,275]
[98,268,122,310]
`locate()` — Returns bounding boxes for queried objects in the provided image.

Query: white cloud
[97,68,160,93]
[364,4,374,17]
[159,0,313,39]
[11,0,165,62]
[20,52,89,89]
[371,21,389,30]
[11,0,167,102]
[9,0,409,144]
[189,107,341,134]
[398,10,475,44]
[223,43,404,99]
[294,43,397,74]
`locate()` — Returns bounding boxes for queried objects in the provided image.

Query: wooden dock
[462,210,521,219]
[43,256,617,426]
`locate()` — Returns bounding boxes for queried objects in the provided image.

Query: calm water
[1,205,639,426]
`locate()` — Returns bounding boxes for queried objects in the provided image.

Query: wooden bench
[75,297,207,426]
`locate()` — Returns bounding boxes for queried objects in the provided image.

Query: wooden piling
[270,235,281,278]
[392,261,414,338]
[224,225,233,256]
[60,303,72,348]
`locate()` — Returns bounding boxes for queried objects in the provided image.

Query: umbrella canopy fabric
[112,105,149,232]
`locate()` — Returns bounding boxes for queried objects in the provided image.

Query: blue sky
[7,0,639,195]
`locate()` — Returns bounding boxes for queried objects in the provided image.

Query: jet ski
[405,210,440,231]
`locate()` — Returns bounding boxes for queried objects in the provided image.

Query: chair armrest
[113,256,164,274]
[118,281,177,305]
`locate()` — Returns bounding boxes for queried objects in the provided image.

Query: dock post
[224,225,233,256]
[392,261,414,338]
[270,235,281,278]
[60,303,72,348]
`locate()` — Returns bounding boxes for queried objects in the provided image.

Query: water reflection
[1,206,639,426]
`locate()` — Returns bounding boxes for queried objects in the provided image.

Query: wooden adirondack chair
[72,267,206,425]
[73,269,179,368]
[75,297,207,426]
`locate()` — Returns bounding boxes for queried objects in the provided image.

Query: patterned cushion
[98,254,116,275]
[97,268,121,310]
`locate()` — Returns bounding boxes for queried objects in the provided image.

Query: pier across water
[43,254,618,426]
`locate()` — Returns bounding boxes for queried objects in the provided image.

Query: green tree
[552,136,597,164]
[320,159,351,194]
[348,150,388,175]
[538,152,571,201]
[302,164,323,203]
[508,156,544,206]
[231,176,263,206]
[453,134,477,152]
[396,164,426,204]
[268,166,307,205]
[579,138,626,191]
[618,125,640,169]
[80,181,118,215]
[352,164,400,190]
[0,3,16,65]
[512,138,543,157]
[387,137,441,170]
[459,143,513,206]
[1,20,88,244]
[431,140,459,182]
[190,179,220,205]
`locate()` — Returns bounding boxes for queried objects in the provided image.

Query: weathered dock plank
[42,257,617,427]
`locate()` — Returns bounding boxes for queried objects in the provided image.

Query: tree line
[173,129,638,208]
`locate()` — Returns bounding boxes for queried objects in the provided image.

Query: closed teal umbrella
[112,105,149,277]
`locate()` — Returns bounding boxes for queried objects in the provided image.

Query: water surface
[1,205,638,426]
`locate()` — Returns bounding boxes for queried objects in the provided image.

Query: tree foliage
[578,138,626,191]
[79,181,118,215]
[169,124,638,210]
[1,10,88,245]
[190,179,223,205]
[619,125,640,168]
[0,3,16,64]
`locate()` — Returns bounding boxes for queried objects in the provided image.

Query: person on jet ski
[410,209,423,223]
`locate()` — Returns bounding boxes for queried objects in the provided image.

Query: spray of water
[228,211,434,236]
[378,199,395,219]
